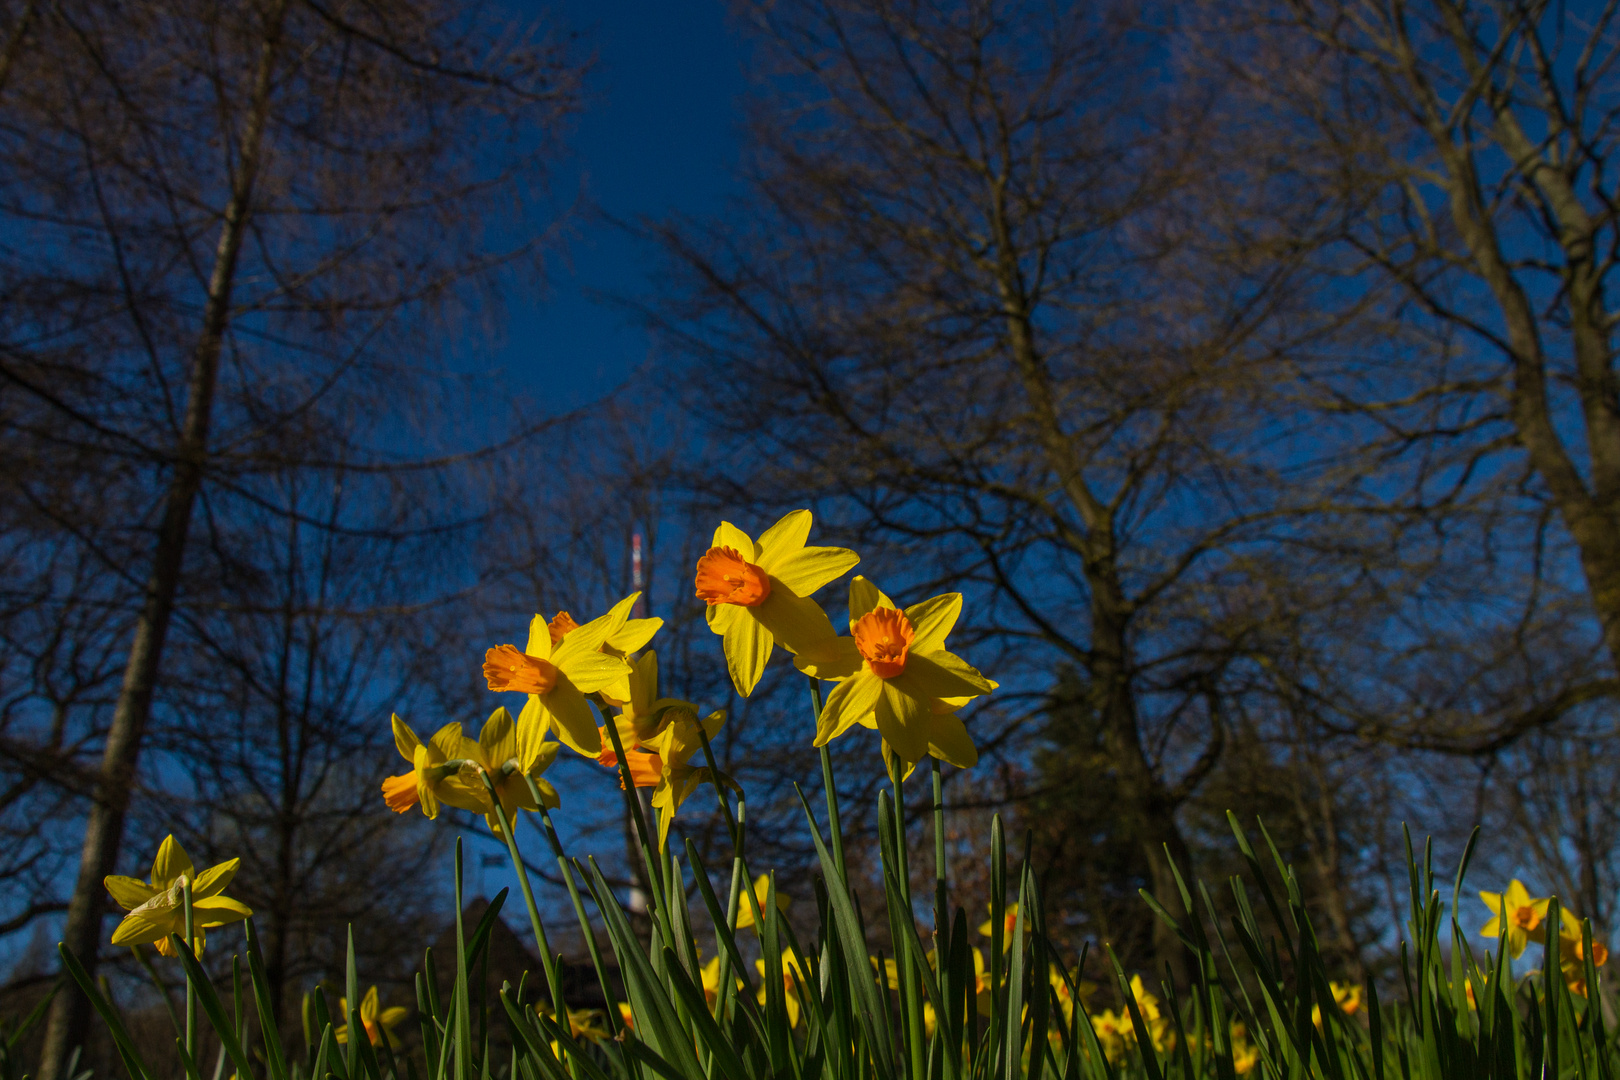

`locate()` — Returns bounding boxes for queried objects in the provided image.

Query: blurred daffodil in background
[105,836,250,958]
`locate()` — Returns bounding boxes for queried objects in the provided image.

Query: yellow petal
[847,576,894,624]
[150,835,194,889]
[479,708,518,765]
[361,987,379,1024]
[562,595,637,656]
[706,599,744,632]
[814,671,883,745]
[191,858,240,900]
[517,696,547,761]
[1480,915,1502,938]
[540,681,602,757]
[713,521,759,559]
[874,681,930,763]
[428,722,466,760]
[110,905,178,947]
[917,649,995,694]
[923,711,978,769]
[105,876,156,911]
[524,615,554,660]
[722,609,773,697]
[392,714,423,763]
[608,616,662,654]
[559,649,634,694]
[754,585,837,655]
[904,594,962,652]
[794,636,863,681]
[755,510,812,568]
[771,545,860,597]
[893,654,991,701]
[192,895,252,927]
[379,1007,409,1027]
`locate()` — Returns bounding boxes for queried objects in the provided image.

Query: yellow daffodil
[694,511,858,697]
[443,708,562,838]
[1090,976,1174,1059]
[486,595,639,759]
[798,577,994,767]
[336,986,408,1046]
[549,606,662,707]
[1479,879,1552,958]
[1048,965,1093,1027]
[603,652,698,750]
[538,1003,610,1052]
[755,948,809,1028]
[617,1002,635,1032]
[598,704,736,848]
[1311,982,1362,1027]
[978,903,1021,951]
[104,836,251,958]
[1557,908,1609,997]
[381,715,483,819]
[1230,1023,1259,1075]
[735,873,792,929]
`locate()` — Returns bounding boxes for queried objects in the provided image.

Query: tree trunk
[39,11,287,1078]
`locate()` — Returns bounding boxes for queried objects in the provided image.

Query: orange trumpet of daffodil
[336,986,409,1046]
[798,577,994,766]
[486,595,640,760]
[1479,879,1552,959]
[1557,908,1610,997]
[694,511,858,697]
[105,836,251,958]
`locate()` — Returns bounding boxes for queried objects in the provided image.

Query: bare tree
[0,1,580,1072]
[643,0,1370,976]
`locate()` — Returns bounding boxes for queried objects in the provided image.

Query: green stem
[182,879,197,1064]
[891,755,924,1080]
[807,676,848,882]
[479,772,567,1023]
[598,701,666,906]
[531,792,623,1034]
[931,756,948,942]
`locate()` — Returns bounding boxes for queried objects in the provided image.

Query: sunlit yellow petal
[428,722,466,760]
[904,594,962,652]
[538,681,601,758]
[815,671,883,745]
[559,650,634,694]
[893,653,990,701]
[110,905,178,947]
[847,576,895,625]
[607,616,662,654]
[479,708,518,765]
[874,681,930,763]
[392,715,423,763]
[770,546,860,597]
[713,521,759,560]
[524,615,554,661]
[755,510,812,568]
[794,636,863,681]
[754,585,837,655]
[722,609,773,697]
[923,711,978,769]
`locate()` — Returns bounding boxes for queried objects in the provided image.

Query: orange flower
[547,611,580,645]
[483,644,559,695]
[695,547,773,607]
[853,608,914,678]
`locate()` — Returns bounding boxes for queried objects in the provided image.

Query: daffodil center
[853,607,915,678]
[482,645,559,694]
[1513,906,1541,930]
[694,546,772,606]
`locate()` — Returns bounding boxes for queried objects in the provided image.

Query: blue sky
[497,0,749,410]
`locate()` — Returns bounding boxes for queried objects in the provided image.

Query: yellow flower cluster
[378,511,995,848]
[104,835,251,958]
[1478,879,1609,997]
[1089,975,1175,1062]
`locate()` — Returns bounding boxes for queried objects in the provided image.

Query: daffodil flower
[486,595,639,760]
[694,511,858,696]
[105,836,251,958]
[755,948,809,1028]
[1557,908,1609,997]
[642,706,739,848]
[549,606,662,707]
[1479,879,1551,958]
[381,715,483,819]
[336,986,408,1046]
[446,708,562,838]
[977,903,1021,951]
[603,652,699,749]
[734,872,791,929]
[798,576,994,766]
